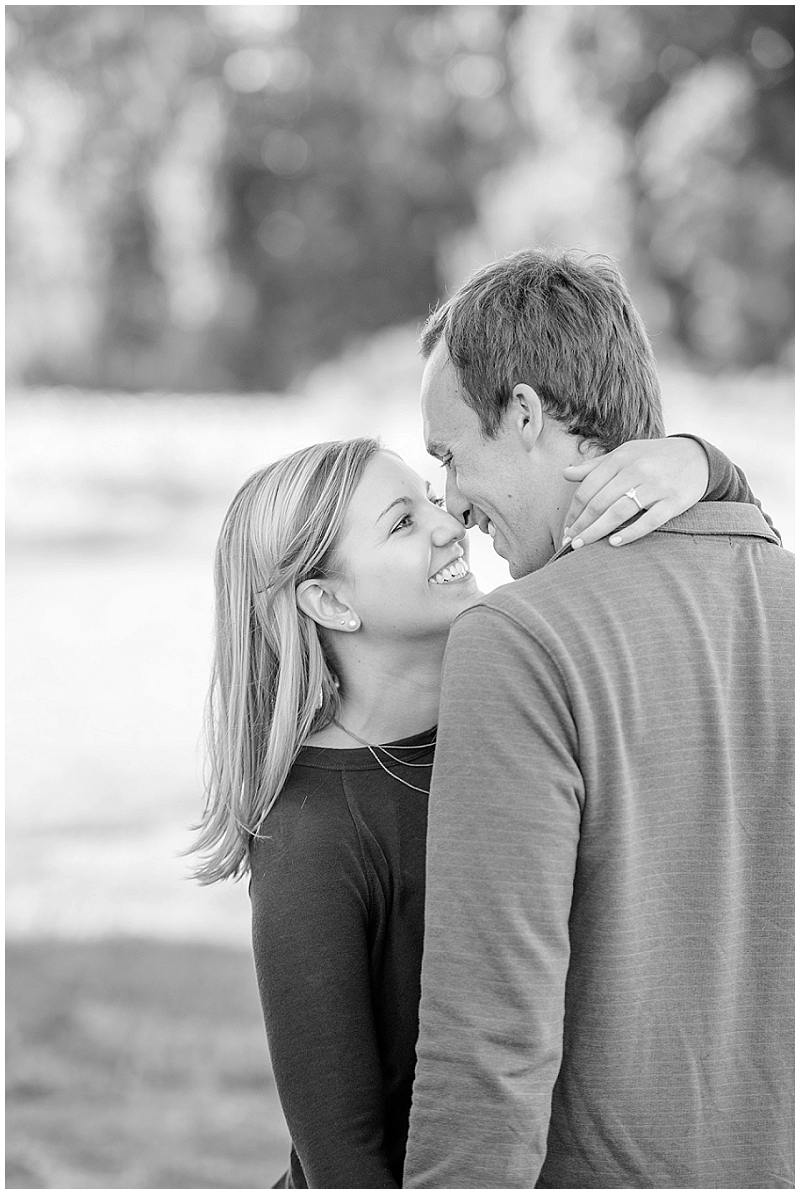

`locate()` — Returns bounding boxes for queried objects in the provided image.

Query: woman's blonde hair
[189,437,381,884]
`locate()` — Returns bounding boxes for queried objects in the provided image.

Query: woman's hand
[561,437,709,549]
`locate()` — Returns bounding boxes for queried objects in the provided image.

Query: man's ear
[296,580,360,632]
[509,382,544,453]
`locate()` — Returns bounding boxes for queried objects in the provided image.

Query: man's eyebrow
[376,496,412,523]
[426,441,447,459]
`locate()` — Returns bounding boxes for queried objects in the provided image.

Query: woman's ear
[510,382,544,453]
[296,580,360,632]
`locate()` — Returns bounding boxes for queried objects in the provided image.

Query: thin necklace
[331,719,436,761]
[331,719,435,794]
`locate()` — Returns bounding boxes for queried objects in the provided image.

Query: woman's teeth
[487,521,496,539]
[430,557,469,585]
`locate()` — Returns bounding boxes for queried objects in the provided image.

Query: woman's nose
[431,509,467,546]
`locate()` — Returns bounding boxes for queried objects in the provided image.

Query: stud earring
[348,619,358,629]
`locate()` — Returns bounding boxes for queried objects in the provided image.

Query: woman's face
[332,450,482,641]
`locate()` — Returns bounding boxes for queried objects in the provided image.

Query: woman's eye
[429,494,446,508]
[391,513,413,533]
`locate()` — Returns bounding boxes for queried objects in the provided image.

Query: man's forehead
[421,345,464,451]
[421,396,452,457]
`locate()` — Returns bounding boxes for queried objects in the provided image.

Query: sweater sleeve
[672,434,781,541]
[404,606,582,1189]
[250,779,398,1189]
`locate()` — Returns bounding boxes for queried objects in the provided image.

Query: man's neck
[539,427,602,566]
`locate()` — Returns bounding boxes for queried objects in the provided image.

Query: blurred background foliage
[6,3,794,393]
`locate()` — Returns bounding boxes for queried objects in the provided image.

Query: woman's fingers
[564,488,649,549]
[562,455,622,532]
[563,472,648,544]
[562,437,709,547]
[562,459,599,482]
[607,504,671,546]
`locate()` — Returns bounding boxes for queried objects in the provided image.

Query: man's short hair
[421,248,664,451]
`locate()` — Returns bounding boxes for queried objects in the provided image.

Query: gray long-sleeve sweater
[405,503,794,1189]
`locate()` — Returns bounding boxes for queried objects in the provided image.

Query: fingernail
[562,534,572,545]
[610,535,622,546]
[571,538,584,550]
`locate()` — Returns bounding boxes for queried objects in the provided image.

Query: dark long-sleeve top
[683,433,780,538]
[248,439,778,1191]
[249,731,435,1189]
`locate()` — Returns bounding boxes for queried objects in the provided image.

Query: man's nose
[446,472,476,528]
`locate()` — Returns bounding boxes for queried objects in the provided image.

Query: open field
[6,937,290,1189]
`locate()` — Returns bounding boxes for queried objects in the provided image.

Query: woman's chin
[447,577,483,616]
[458,589,484,613]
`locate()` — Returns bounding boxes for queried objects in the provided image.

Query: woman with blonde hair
[190,433,771,1189]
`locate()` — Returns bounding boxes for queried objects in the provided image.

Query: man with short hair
[403,249,794,1189]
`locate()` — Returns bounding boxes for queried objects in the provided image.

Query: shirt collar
[550,539,575,563]
[549,501,780,566]
[653,501,780,543]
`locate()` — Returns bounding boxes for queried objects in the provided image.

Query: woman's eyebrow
[376,496,412,523]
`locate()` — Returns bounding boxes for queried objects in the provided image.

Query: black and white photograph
[6,4,794,1189]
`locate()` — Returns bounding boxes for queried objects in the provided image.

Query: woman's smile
[429,555,471,585]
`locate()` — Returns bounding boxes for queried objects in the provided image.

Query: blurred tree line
[5,4,794,393]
